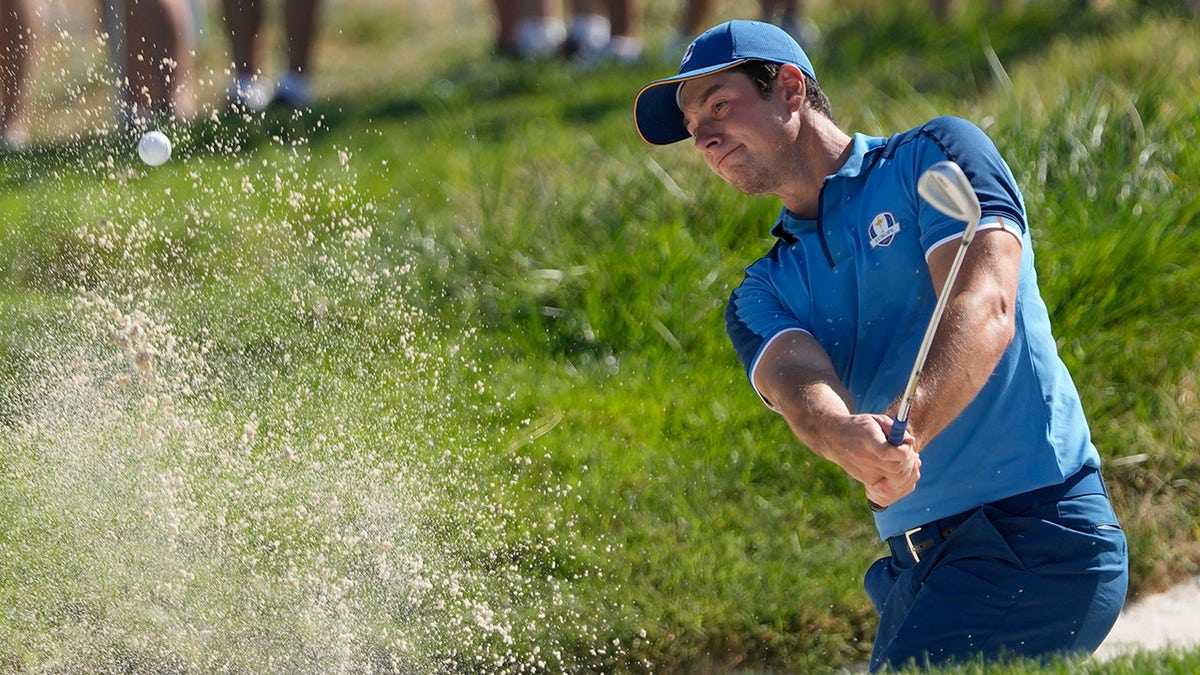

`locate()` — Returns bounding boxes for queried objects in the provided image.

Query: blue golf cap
[634,20,818,146]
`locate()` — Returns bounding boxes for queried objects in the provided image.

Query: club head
[918,161,982,241]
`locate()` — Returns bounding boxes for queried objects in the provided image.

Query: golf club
[869,160,982,513]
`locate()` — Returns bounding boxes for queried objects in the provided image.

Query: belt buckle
[903,526,923,564]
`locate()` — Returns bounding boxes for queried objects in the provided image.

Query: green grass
[1,0,1198,672]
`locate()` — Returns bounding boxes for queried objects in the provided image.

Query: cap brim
[633,61,746,146]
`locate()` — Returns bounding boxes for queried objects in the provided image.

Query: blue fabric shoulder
[884,116,1027,233]
[724,238,795,380]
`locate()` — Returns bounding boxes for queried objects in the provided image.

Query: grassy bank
[1,0,1197,672]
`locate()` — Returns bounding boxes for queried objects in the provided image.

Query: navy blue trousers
[864,491,1128,672]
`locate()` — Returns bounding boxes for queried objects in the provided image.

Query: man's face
[678,69,792,197]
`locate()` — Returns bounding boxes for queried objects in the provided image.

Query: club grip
[871,419,910,513]
[887,418,909,446]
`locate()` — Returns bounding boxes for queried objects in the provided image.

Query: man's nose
[693,124,718,152]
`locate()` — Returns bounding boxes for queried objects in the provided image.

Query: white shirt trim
[924,215,1023,261]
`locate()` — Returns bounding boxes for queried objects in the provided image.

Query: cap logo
[680,41,697,69]
[868,212,900,248]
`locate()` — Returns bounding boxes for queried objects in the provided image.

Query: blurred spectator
[491,0,520,56]
[678,0,713,38]
[491,0,642,63]
[222,0,322,111]
[566,0,643,63]
[491,0,566,58]
[113,0,196,123]
[0,0,34,148]
[673,0,818,54]
[759,0,819,49]
[3,0,195,145]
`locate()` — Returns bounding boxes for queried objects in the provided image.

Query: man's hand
[819,413,921,508]
[752,330,922,508]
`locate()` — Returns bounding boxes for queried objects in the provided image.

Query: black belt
[886,466,1104,566]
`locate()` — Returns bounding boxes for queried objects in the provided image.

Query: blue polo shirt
[725,116,1101,540]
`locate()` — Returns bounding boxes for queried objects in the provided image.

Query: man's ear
[777,64,808,112]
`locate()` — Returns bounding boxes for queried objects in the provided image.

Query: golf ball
[137,130,172,166]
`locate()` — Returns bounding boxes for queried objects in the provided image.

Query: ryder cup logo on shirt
[868,212,900,248]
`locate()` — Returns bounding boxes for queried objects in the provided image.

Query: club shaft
[872,228,977,513]
[886,231,975,445]
[872,161,981,512]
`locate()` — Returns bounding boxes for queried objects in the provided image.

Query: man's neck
[778,120,854,217]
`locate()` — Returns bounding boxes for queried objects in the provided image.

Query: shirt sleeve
[724,251,813,394]
[914,116,1029,253]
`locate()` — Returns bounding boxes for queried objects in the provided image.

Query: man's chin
[720,170,772,198]
[730,180,771,198]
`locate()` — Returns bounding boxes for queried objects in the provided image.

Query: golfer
[634,20,1127,671]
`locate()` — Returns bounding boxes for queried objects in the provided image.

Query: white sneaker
[273,72,313,109]
[0,126,29,152]
[514,16,567,58]
[606,36,643,64]
[228,75,273,112]
[567,13,611,62]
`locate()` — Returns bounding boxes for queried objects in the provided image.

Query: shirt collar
[771,133,887,241]
[834,133,887,179]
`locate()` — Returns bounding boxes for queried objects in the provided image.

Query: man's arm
[753,330,921,508]
[895,227,1022,448]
